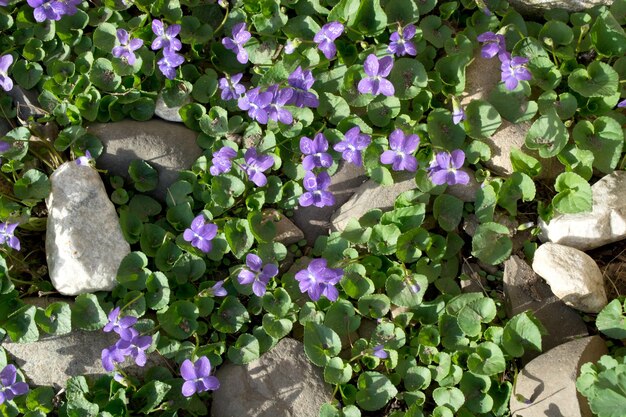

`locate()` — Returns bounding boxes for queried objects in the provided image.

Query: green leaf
[212,175,245,208]
[388,58,428,100]
[90,58,121,92]
[385,274,427,308]
[572,117,624,174]
[468,341,506,375]
[248,211,276,243]
[303,322,341,367]
[471,222,512,265]
[433,387,465,412]
[324,357,353,384]
[210,296,249,334]
[568,61,619,97]
[463,100,502,139]
[93,22,117,52]
[71,294,107,331]
[351,0,388,36]
[227,333,260,365]
[318,93,351,125]
[26,387,55,413]
[367,95,401,127]
[596,299,626,340]
[128,160,158,192]
[457,297,497,337]
[145,272,170,310]
[13,169,50,202]
[590,8,626,57]
[358,294,391,318]
[427,108,466,151]
[524,110,568,158]
[510,148,542,177]
[133,381,171,414]
[224,219,254,259]
[158,300,199,339]
[433,194,463,231]
[324,299,361,338]
[557,144,594,181]
[35,302,71,335]
[12,60,43,90]
[355,372,398,411]
[502,311,545,357]
[552,172,592,214]
[262,287,292,317]
[262,313,292,339]
[117,251,150,291]
[489,82,537,123]
[497,172,536,216]
[405,365,432,391]
[5,305,38,343]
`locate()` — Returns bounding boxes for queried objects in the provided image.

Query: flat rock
[292,161,367,245]
[46,162,129,295]
[330,172,415,233]
[510,335,607,417]
[532,243,608,313]
[503,255,588,362]
[154,94,187,123]
[211,338,332,417]
[508,0,612,15]
[2,297,166,389]
[263,209,304,246]
[86,120,202,199]
[539,171,626,251]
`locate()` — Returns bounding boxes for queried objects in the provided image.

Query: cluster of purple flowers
[183,214,218,253]
[237,253,278,297]
[101,307,152,372]
[427,149,470,186]
[180,356,220,397]
[298,133,334,208]
[0,222,20,251]
[294,258,343,302]
[223,23,251,64]
[477,32,531,91]
[151,20,184,80]
[208,145,274,187]
[27,0,80,22]
[0,364,29,405]
[380,129,420,172]
[218,73,246,101]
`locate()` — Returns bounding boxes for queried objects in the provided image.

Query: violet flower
[286,66,319,108]
[151,19,182,53]
[388,24,417,57]
[75,150,92,167]
[209,280,227,297]
[314,21,344,60]
[500,53,532,91]
[222,22,251,64]
[299,171,334,208]
[181,357,220,397]
[617,99,626,108]
[284,40,297,54]
[333,126,371,167]
[0,141,9,153]
[210,146,237,176]
[476,32,506,59]
[300,133,332,171]
[428,150,470,186]
[358,54,395,97]
[0,365,29,405]
[241,148,274,187]
[27,0,64,22]
[116,328,152,368]
[112,29,143,66]
[183,214,218,253]
[218,73,246,101]
[380,129,419,172]
[267,85,294,125]
[0,222,20,251]
[101,344,126,372]
[157,50,185,80]
[103,307,137,339]
[238,87,272,124]
[372,345,388,359]
[294,258,343,302]
[452,97,465,125]
[0,55,13,92]
[237,253,278,297]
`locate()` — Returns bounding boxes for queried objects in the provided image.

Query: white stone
[154,94,186,122]
[46,162,130,295]
[263,209,304,246]
[508,0,612,15]
[539,171,626,251]
[532,243,607,313]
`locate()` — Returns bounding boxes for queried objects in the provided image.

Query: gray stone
[508,0,611,15]
[86,120,203,199]
[539,171,626,251]
[4,86,45,122]
[211,338,332,417]
[330,172,415,233]
[532,243,608,313]
[510,336,607,417]
[503,255,588,363]
[2,297,167,388]
[263,209,305,246]
[154,94,187,123]
[292,161,367,245]
[46,162,129,295]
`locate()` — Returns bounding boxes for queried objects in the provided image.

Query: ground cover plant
[0,0,624,416]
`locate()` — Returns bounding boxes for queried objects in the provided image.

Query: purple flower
[284,40,297,54]
[151,20,182,53]
[500,53,532,91]
[286,66,319,108]
[116,328,152,368]
[112,29,143,66]
[209,280,227,297]
[372,344,388,359]
[299,171,334,208]
[218,73,246,101]
[242,148,274,187]
[294,258,343,302]
[452,98,465,125]
[27,0,64,22]
[300,133,332,171]
[75,150,92,166]
[210,146,237,176]
[0,0,8,5]
[181,357,220,397]
[388,25,417,57]
[314,21,344,60]
[476,32,506,59]
[0,222,19,251]
[333,126,371,167]
[103,307,137,339]
[101,344,126,372]
[0,55,13,92]
[237,253,279,297]
[238,87,272,124]
[0,365,29,405]
[380,129,419,172]
[428,150,470,186]
[267,85,294,125]
[358,54,395,97]
[0,141,9,153]
[183,215,218,253]
[222,22,251,64]
[617,99,626,108]
[157,50,185,80]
